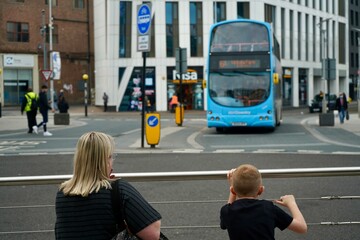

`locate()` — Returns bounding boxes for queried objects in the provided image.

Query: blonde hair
[60,132,115,197]
[232,164,262,197]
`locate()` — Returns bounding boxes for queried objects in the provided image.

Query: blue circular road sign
[147,115,159,127]
[137,4,151,35]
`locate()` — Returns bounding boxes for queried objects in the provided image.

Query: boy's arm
[274,195,307,233]
[227,169,237,204]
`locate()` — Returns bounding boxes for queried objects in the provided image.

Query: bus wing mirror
[273,73,279,85]
[202,79,207,89]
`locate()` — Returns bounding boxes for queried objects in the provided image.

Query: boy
[220,164,307,239]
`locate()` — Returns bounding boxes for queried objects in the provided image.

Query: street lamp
[317,18,331,113]
[82,74,88,117]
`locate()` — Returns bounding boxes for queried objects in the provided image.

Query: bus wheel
[276,111,281,126]
[216,127,224,133]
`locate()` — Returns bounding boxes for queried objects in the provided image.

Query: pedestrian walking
[169,93,179,113]
[335,92,348,124]
[103,92,109,112]
[33,85,53,136]
[21,87,38,134]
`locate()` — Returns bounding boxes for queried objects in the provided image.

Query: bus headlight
[210,117,215,121]
[215,117,220,121]
[259,116,263,120]
[267,110,272,114]
[208,110,213,114]
[265,116,269,120]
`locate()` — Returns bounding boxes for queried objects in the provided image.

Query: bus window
[210,22,270,53]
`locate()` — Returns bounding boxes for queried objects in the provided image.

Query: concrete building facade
[349,0,360,101]
[94,0,349,112]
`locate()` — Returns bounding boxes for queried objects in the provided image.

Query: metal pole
[179,48,183,126]
[141,52,147,148]
[358,37,360,118]
[1,167,360,186]
[83,74,88,117]
[49,0,54,110]
[42,9,47,70]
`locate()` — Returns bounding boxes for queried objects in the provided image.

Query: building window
[264,4,276,34]
[351,10,354,25]
[281,8,285,58]
[74,0,85,9]
[237,2,249,19]
[298,12,301,60]
[214,1,226,23]
[305,14,309,61]
[351,53,354,68]
[6,22,29,42]
[190,2,203,57]
[45,0,57,6]
[356,12,359,26]
[46,24,58,44]
[9,0,25,2]
[119,1,132,58]
[338,22,345,64]
[338,0,345,17]
[290,10,293,60]
[313,16,316,61]
[313,0,316,9]
[166,2,179,57]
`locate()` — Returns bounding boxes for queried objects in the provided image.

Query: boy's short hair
[41,85,48,89]
[232,164,262,197]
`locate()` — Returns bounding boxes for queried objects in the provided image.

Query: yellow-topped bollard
[145,112,161,148]
[175,105,184,126]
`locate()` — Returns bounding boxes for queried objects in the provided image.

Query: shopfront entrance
[4,69,33,105]
[167,66,204,111]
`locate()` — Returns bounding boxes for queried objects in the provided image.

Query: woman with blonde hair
[55,131,162,240]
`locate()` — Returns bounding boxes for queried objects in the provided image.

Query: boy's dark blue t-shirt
[220,199,293,240]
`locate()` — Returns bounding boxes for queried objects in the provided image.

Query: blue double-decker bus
[206,19,282,131]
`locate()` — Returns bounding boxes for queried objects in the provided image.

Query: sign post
[137,3,152,148]
[175,48,187,126]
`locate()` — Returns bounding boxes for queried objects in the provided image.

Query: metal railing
[1,167,360,186]
[1,167,360,238]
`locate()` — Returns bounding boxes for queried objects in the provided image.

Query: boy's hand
[227,168,237,184]
[274,195,296,207]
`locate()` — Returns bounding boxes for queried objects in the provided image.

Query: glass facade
[119,67,156,111]
[166,2,179,57]
[214,1,226,23]
[119,1,132,58]
[237,2,249,19]
[190,2,203,57]
[4,69,33,105]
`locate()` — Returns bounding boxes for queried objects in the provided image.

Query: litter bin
[145,112,160,148]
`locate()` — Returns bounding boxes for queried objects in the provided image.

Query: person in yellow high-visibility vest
[21,87,38,134]
[169,94,179,113]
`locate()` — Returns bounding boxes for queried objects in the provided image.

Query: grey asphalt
[1,103,360,136]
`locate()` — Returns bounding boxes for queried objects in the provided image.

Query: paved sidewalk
[1,105,360,134]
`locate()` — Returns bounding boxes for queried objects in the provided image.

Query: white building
[93,0,348,111]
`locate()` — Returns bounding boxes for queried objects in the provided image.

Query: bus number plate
[232,122,247,126]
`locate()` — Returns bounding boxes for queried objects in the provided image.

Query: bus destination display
[210,54,270,71]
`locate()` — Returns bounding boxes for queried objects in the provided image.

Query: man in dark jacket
[33,85,53,136]
[21,87,38,133]
[335,92,348,124]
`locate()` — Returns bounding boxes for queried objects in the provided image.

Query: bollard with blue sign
[145,112,160,148]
